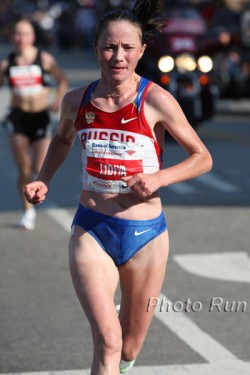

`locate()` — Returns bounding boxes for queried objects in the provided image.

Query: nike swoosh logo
[134,228,152,236]
[121,117,138,124]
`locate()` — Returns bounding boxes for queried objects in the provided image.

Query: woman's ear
[139,44,147,59]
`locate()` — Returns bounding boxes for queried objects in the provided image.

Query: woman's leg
[9,134,33,210]
[118,230,169,362]
[69,225,122,375]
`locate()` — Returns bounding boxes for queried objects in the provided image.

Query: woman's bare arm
[24,89,83,204]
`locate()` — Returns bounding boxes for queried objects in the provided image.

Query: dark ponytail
[132,0,166,39]
[94,0,165,46]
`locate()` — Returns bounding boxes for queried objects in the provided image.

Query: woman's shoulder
[0,51,16,72]
[142,79,185,127]
[63,86,86,104]
[145,80,180,109]
[146,80,173,99]
[0,58,9,73]
[61,86,87,117]
[39,50,58,69]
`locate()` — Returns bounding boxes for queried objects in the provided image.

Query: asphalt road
[0,44,250,375]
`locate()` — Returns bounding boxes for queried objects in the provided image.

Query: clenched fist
[24,181,48,205]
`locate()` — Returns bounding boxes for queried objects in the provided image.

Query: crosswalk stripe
[155,293,237,363]
[167,182,197,194]
[45,204,73,232]
[173,251,250,283]
[166,171,240,194]
[164,171,242,194]
[196,173,239,192]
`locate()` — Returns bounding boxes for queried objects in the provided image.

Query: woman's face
[13,21,35,50]
[95,20,146,82]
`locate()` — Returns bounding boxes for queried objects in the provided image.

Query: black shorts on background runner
[3,107,52,142]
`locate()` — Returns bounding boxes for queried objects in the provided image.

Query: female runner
[24,1,212,373]
[0,18,68,229]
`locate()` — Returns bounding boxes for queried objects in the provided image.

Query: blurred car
[136,5,218,127]
[199,2,250,99]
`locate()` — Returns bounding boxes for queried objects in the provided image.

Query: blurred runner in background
[0,18,68,229]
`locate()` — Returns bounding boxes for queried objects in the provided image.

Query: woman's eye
[124,46,133,50]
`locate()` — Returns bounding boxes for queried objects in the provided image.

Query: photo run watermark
[147,297,248,313]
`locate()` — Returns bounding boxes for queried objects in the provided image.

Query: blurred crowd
[0,0,250,57]
[0,0,136,50]
[0,0,249,51]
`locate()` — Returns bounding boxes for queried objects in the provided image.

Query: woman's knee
[94,328,123,358]
[122,336,142,361]
[16,158,32,179]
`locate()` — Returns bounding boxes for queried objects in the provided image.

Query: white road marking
[43,208,250,373]
[168,182,197,194]
[155,293,237,363]
[196,173,239,192]
[45,205,73,232]
[167,172,240,194]
[173,251,250,283]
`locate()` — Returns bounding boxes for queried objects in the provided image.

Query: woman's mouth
[110,66,125,72]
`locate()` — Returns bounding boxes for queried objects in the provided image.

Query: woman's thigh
[69,225,121,334]
[118,230,169,352]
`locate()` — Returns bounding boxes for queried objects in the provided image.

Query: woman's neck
[99,74,140,100]
[15,46,38,65]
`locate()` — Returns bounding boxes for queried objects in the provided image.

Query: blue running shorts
[72,204,167,266]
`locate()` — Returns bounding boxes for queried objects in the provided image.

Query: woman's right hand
[24,181,48,205]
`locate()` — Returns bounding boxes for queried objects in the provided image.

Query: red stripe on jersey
[10,75,42,87]
[86,157,143,180]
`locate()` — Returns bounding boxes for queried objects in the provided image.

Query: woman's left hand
[121,173,161,199]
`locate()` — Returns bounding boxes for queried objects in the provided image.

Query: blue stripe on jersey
[82,80,98,106]
[134,77,150,110]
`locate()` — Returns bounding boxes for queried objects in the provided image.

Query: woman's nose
[114,47,124,61]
